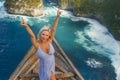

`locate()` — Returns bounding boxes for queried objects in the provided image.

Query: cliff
[52,0,120,40]
[4,0,44,17]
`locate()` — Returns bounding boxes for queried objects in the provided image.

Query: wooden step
[19,72,74,79]
[56,72,74,79]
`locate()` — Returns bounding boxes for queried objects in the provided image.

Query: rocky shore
[51,0,120,40]
[4,0,44,17]
[4,0,120,40]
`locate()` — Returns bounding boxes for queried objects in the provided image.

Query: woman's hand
[57,10,62,17]
[20,18,28,27]
[20,18,38,49]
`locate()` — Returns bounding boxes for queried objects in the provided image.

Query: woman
[21,10,61,80]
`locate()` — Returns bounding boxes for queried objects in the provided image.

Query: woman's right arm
[20,19,39,49]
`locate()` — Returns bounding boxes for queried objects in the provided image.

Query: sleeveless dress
[36,43,55,80]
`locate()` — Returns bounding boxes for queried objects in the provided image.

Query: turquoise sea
[0,0,120,80]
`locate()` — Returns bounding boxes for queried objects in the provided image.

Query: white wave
[0,1,72,24]
[86,58,103,68]
[54,8,120,79]
[112,41,120,80]
[0,1,4,7]
[74,17,120,80]
[0,1,8,18]
[49,2,57,6]
[4,6,73,26]
[0,1,49,26]
[44,6,73,18]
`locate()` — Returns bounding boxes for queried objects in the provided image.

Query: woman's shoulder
[34,40,40,49]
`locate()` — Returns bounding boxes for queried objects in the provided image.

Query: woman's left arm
[49,10,61,42]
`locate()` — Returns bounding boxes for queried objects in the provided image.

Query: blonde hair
[37,24,51,40]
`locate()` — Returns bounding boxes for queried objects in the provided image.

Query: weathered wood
[23,59,39,76]
[53,39,84,80]
[55,63,67,73]
[55,51,70,66]
[20,73,38,78]
[9,47,37,80]
[19,72,74,79]
[55,72,74,79]
[9,38,84,80]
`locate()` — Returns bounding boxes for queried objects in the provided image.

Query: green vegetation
[53,0,120,40]
[4,0,43,16]
[5,0,42,9]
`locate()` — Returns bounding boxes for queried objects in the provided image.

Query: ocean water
[0,0,120,80]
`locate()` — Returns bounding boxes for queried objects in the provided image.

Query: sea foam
[72,16,120,80]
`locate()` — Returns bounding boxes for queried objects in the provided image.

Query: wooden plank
[55,63,67,73]
[55,51,70,66]
[23,59,39,76]
[55,55,70,72]
[20,55,38,74]
[19,72,74,79]
[9,38,84,80]
[53,39,84,80]
[9,46,37,80]
[55,72,74,79]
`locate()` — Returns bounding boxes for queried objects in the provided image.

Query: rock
[51,0,120,40]
[4,0,44,17]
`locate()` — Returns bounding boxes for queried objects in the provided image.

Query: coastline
[4,0,120,41]
[75,14,103,25]
[75,13,120,41]
[54,0,120,41]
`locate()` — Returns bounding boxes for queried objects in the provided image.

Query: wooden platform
[9,39,84,80]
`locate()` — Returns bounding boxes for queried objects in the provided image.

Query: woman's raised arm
[49,10,61,42]
[20,18,39,49]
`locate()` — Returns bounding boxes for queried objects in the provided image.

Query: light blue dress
[36,43,55,80]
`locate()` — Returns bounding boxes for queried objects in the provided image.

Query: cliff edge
[4,0,44,17]
[52,0,120,40]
